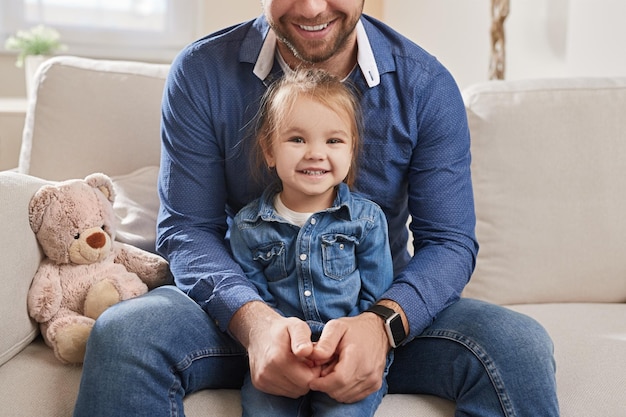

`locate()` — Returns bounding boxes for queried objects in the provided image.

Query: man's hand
[307,312,389,403]
[230,302,321,398]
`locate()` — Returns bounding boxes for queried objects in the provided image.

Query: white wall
[200,0,385,34]
[382,0,491,91]
[384,0,626,91]
[201,1,261,33]
[560,0,626,77]
[3,1,626,95]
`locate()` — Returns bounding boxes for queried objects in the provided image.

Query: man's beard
[272,14,360,64]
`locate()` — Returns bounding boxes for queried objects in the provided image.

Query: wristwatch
[365,304,406,348]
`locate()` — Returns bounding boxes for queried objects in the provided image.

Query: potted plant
[4,24,67,95]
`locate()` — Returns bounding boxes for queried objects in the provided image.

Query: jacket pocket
[321,234,358,280]
[252,241,288,281]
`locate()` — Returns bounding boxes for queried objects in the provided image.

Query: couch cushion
[0,339,82,417]
[508,303,626,417]
[185,390,455,417]
[112,166,160,253]
[0,171,50,366]
[19,56,170,181]
[463,77,626,304]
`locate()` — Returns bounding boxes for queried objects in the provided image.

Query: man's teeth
[300,23,329,32]
[302,170,327,175]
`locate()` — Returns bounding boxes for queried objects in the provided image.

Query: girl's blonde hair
[254,68,362,187]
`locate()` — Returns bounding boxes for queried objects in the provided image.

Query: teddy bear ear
[85,173,116,203]
[29,185,56,234]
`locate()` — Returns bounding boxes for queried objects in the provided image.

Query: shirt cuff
[208,284,265,333]
[381,282,433,342]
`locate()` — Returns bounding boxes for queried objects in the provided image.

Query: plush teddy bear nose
[86,232,107,249]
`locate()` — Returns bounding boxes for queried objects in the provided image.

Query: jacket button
[300,254,307,261]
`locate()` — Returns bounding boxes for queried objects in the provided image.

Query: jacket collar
[252,183,354,223]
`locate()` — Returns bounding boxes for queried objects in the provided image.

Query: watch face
[388,314,406,345]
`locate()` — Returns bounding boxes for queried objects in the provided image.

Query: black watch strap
[365,304,406,348]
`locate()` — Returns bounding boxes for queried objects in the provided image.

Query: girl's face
[264,94,354,213]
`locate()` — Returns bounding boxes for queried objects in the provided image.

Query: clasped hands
[245,311,389,404]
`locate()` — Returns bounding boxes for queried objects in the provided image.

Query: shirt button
[310,217,317,225]
[304,290,312,297]
[300,254,307,261]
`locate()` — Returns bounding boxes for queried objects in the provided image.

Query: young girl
[230,68,394,417]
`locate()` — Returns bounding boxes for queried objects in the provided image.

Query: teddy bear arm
[113,242,172,289]
[27,263,63,323]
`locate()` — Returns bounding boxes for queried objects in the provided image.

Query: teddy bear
[27,173,171,364]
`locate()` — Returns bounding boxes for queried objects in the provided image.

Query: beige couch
[1,56,624,416]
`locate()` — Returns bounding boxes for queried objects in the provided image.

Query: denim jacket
[230,183,394,327]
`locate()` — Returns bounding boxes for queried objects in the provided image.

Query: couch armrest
[0,171,51,365]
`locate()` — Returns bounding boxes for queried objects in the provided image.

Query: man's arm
[383,69,478,339]
[156,53,264,332]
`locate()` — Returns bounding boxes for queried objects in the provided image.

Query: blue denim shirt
[230,183,394,333]
[157,15,478,341]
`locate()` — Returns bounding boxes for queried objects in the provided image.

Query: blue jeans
[73,286,559,417]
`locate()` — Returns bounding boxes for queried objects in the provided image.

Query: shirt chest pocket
[252,241,288,282]
[321,234,358,280]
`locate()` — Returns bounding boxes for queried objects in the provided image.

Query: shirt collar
[255,183,354,222]
[253,19,380,88]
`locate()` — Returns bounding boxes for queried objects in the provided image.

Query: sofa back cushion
[0,172,50,366]
[19,56,170,181]
[463,77,626,304]
[111,165,160,253]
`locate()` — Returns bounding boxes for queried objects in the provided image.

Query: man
[74,1,560,416]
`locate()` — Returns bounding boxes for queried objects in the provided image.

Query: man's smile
[299,23,330,32]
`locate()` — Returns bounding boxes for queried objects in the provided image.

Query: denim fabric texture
[156,14,478,339]
[230,183,393,324]
[231,183,394,417]
[74,288,559,417]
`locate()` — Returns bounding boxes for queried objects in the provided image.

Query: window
[1,0,203,62]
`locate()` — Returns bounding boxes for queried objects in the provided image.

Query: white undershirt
[274,194,313,227]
